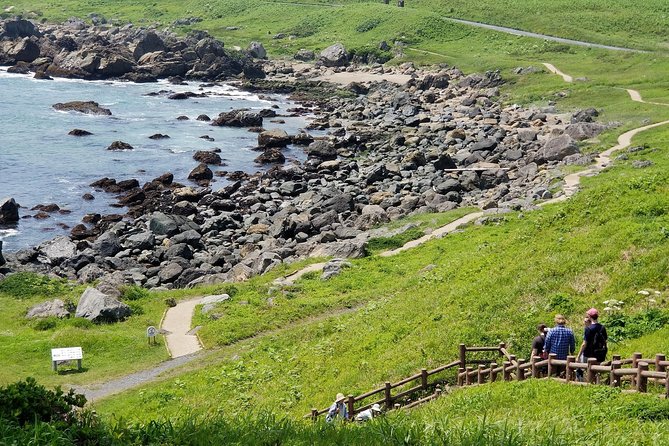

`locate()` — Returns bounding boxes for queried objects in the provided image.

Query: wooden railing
[306,344,669,420]
[305,343,507,420]
[457,349,669,398]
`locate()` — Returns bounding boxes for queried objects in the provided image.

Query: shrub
[356,18,380,33]
[32,318,58,331]
[603,308,669,342]
[120,285,150,301]
[0,377,86,426]
[0,273,68,299]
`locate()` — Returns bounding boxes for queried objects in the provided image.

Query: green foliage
[0,273,69,299]
[623,398,669,421]
[0,377,86,426]
[366,227,425,254]
[603,308,669,342]
[120,285,150,301]
[355,18,380,33]
[31,318,58,331]
[546,293,574,313]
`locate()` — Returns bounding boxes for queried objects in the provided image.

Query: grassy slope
[0,281,170,387]
[95,125,669,424]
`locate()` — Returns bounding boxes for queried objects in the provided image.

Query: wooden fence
[306,343,669,420]
[305,343,508,420]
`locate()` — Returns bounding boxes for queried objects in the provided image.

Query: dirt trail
[163,298,203,358]
[542,63,573,82]
[626,89,669,106]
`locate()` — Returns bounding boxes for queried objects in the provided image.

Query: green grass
[8,380,669,445]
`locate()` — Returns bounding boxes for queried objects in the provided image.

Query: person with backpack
[577,308,608,366]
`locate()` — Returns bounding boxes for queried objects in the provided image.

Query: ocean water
[0,68,312,251]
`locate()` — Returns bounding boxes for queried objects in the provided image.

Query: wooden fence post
[565,356,574,383]
[587,358,597,384]
[490,362,498,382]
[465,366,473,385]
[498,342,506,357]
[610,360,621,387]
[547,353,557,377]
[477,365,485,384]
[311,408,318,420]
[421,368,428,389]
[656,354,666,385]
[631,352,642,387]
[665,369,669,399]
[457,368,465,386]
[517,359,526,381]
[531,356,538,378]
[637,362,648,393]
[385,382,392,409]
[610,355,621,386]
[459,344,467,370]
[347,395,355,420]
[503,361,511,381]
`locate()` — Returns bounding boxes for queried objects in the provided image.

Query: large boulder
[355,205,390,230]
[132,31,166,61]
[0,197,19,223]
[2,19,41,38]
[564,122,607,141]
[97,54,135,77]
[52,101,112,115]
[310,239,367,259]
[39,236,77,265]
[26,299,70,319]
[540,134,579,161]
[75,287,131,323]
[93,231,122,257]
[7,38,40,63]
[258,129,290,148]
[321,258,352,280]
[149,212,179,236]
[247,41,267,59]
[319,43,348,67]
[211,110,263,127]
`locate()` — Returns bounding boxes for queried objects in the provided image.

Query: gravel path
[443,17,645,53]
[543,63,573,83]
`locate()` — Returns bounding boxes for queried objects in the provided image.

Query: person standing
[531,323,548,359]
[543,314,575,376]
[577,308,608,364]
[354,403,382,421]
[326,393,348,422]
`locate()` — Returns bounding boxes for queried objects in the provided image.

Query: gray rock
[0,197,20,223]
[0,241,4,267]
[165,243,193,260]
[319,43,348,67]
[132,31,166,61]
[540,134,579,161]
[632,160,653,169]
[3,19,41,38]
[253,252,282,275]
[52,101,112,115]
[294,49,315,61]
[310,239,367,259]
[77,263,105,283]
[321,258,352,280]
[39,236,76,265]
[149,212,179,236]
[258,129,290,147]
[75,287,131,323]
[201,293,230,314]
[172,229,202,246]
[94,231,121,257]
[564,122,607,141]
[159,262,184,283]
[247,41,267,59]
[355,205,389,230]
[125,231,155,250]
[26,299,70,319]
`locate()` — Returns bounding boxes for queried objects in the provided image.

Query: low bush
[0,273,69,299]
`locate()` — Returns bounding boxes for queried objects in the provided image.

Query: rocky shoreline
[0,17,612,293]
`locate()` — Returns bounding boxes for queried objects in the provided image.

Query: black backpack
[591,324,608,362]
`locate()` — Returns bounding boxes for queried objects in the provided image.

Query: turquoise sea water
[0,68,311,251]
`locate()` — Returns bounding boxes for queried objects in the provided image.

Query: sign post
[51,347,83,372]
[147,326,157,345]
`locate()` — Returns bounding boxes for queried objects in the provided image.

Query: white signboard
[51,347,83,362]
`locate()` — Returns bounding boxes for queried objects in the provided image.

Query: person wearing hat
[325,393,348,422]
[577,308,608,364]
[354,403,382,422]
[543,314,575,375]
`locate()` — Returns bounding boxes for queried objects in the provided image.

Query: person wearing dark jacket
[577,308,608,364]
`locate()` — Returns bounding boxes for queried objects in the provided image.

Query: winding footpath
[78,63,669,404]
